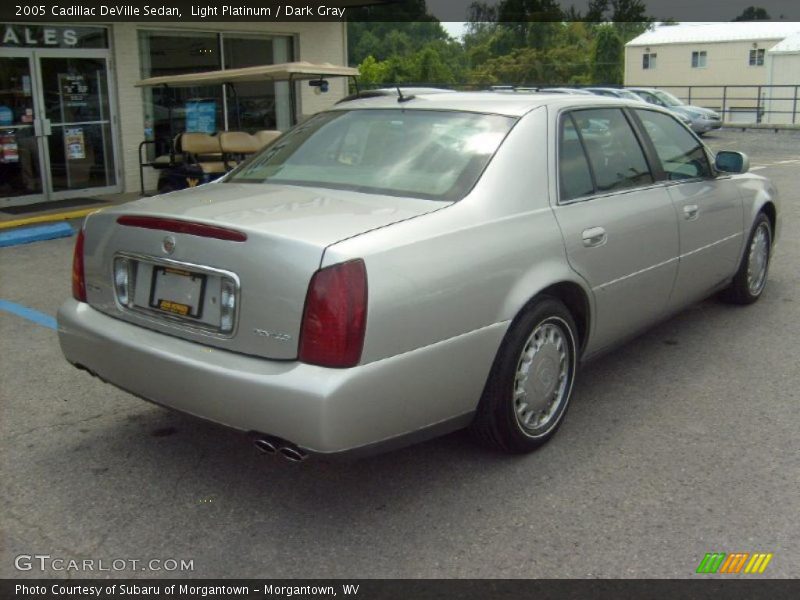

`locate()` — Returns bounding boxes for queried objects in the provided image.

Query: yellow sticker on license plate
[158,299,191,316]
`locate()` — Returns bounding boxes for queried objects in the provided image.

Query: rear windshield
[227,109,516,201]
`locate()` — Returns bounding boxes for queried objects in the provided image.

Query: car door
[632,109,744,307]
[552,108,680,354]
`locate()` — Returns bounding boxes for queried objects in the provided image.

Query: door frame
[0,46,122,207]
[0,47,48,207]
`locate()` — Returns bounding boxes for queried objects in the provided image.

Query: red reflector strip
[117,216,247,242]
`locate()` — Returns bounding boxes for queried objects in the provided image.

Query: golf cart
[135,61,360,195]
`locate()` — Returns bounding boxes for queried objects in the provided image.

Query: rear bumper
[57,299,504,455]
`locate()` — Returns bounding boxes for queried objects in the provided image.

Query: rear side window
[569,108,653,193]
[635,109,712,180]
[559,116,594,201]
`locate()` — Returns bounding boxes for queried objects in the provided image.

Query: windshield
[227,109,516,201]
[653,90,684,107]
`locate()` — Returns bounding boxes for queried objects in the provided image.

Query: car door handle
[581,227,607,248]
[683,204,699,220]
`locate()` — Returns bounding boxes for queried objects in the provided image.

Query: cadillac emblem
[162,235,176,255]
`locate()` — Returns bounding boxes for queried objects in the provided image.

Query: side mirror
[715,151,749,174]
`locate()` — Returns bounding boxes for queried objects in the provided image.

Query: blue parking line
[0,300,57,330]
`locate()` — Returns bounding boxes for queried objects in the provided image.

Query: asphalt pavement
[1,129,798,579]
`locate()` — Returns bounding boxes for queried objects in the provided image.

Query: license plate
[148,267,207,319]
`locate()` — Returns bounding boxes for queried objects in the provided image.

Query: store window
[223,35,293,131]
[139,30,223,157]
[139,30,294,159]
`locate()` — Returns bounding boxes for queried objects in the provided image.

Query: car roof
[332,91,647,117]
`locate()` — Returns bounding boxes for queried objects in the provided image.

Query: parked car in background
[538,87,594,95]
[58,93,778,460]
[585,87,647,102]
[627,87,722,134]
[588,87,693,128]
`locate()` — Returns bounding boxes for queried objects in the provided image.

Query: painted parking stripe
[0,300,57,330]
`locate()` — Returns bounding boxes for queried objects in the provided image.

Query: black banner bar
[1,0,799,23]
[3,579,800,600]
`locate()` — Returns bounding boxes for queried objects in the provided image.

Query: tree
[586,0,610,21]
[733,6,771,20]
[609,0,652,43]
[592,25,623,84]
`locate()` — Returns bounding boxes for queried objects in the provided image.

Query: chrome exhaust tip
[279,446,307,462]
[254,438,278,455]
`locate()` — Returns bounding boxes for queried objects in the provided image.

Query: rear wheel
[471,297,578,453]
[720,213,772,305]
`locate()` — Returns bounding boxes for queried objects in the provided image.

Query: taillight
[298,259,367,368]
[71,229,86,302]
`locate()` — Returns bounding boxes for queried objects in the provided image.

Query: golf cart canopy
[135,61,359,88]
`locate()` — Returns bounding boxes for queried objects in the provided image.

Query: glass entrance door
[0,48,119,208]
[0,52,46,205]
[37,52,117,198]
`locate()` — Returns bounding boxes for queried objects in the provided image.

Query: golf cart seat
[255,129,281,148]
[149,134,184,169]
[180,132,225,173]
[219,131,261,169]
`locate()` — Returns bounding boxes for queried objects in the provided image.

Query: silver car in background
[627,87,723,134]
[58,93,779,460]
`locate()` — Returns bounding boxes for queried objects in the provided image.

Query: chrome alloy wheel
[746,222,770,296]
[513,319,572,436]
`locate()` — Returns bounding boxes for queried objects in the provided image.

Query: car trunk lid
[81,182,446,360]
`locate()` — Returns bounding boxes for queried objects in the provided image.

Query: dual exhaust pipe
[253,436,308,463]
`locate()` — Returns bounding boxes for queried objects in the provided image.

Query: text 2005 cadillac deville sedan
[58,92,779,460]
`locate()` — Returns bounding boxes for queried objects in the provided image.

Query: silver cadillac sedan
[58,92,779,460]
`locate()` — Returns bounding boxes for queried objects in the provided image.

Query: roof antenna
[396,85,414,103]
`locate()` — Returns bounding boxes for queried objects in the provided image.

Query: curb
[0,207,100,231]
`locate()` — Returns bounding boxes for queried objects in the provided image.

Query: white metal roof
[135,62,358,88]
[768,32,800,53]
[626,22,800,47]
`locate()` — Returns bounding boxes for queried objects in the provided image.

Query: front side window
[229,109,516,201]
[642,52,657,69]
[568,109,653,193]
[635,109,711,180]
[691,51,707,68]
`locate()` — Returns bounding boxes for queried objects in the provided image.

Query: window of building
[749,48,765,66]
[691,51,707,68]
[642,52,657,70]
[138,30,294,159]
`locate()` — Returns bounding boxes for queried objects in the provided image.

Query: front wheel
[471,297,578,453]
[720,213,772,305]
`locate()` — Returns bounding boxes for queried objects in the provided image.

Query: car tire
[720,213,772,305]
[471,296,578,454]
